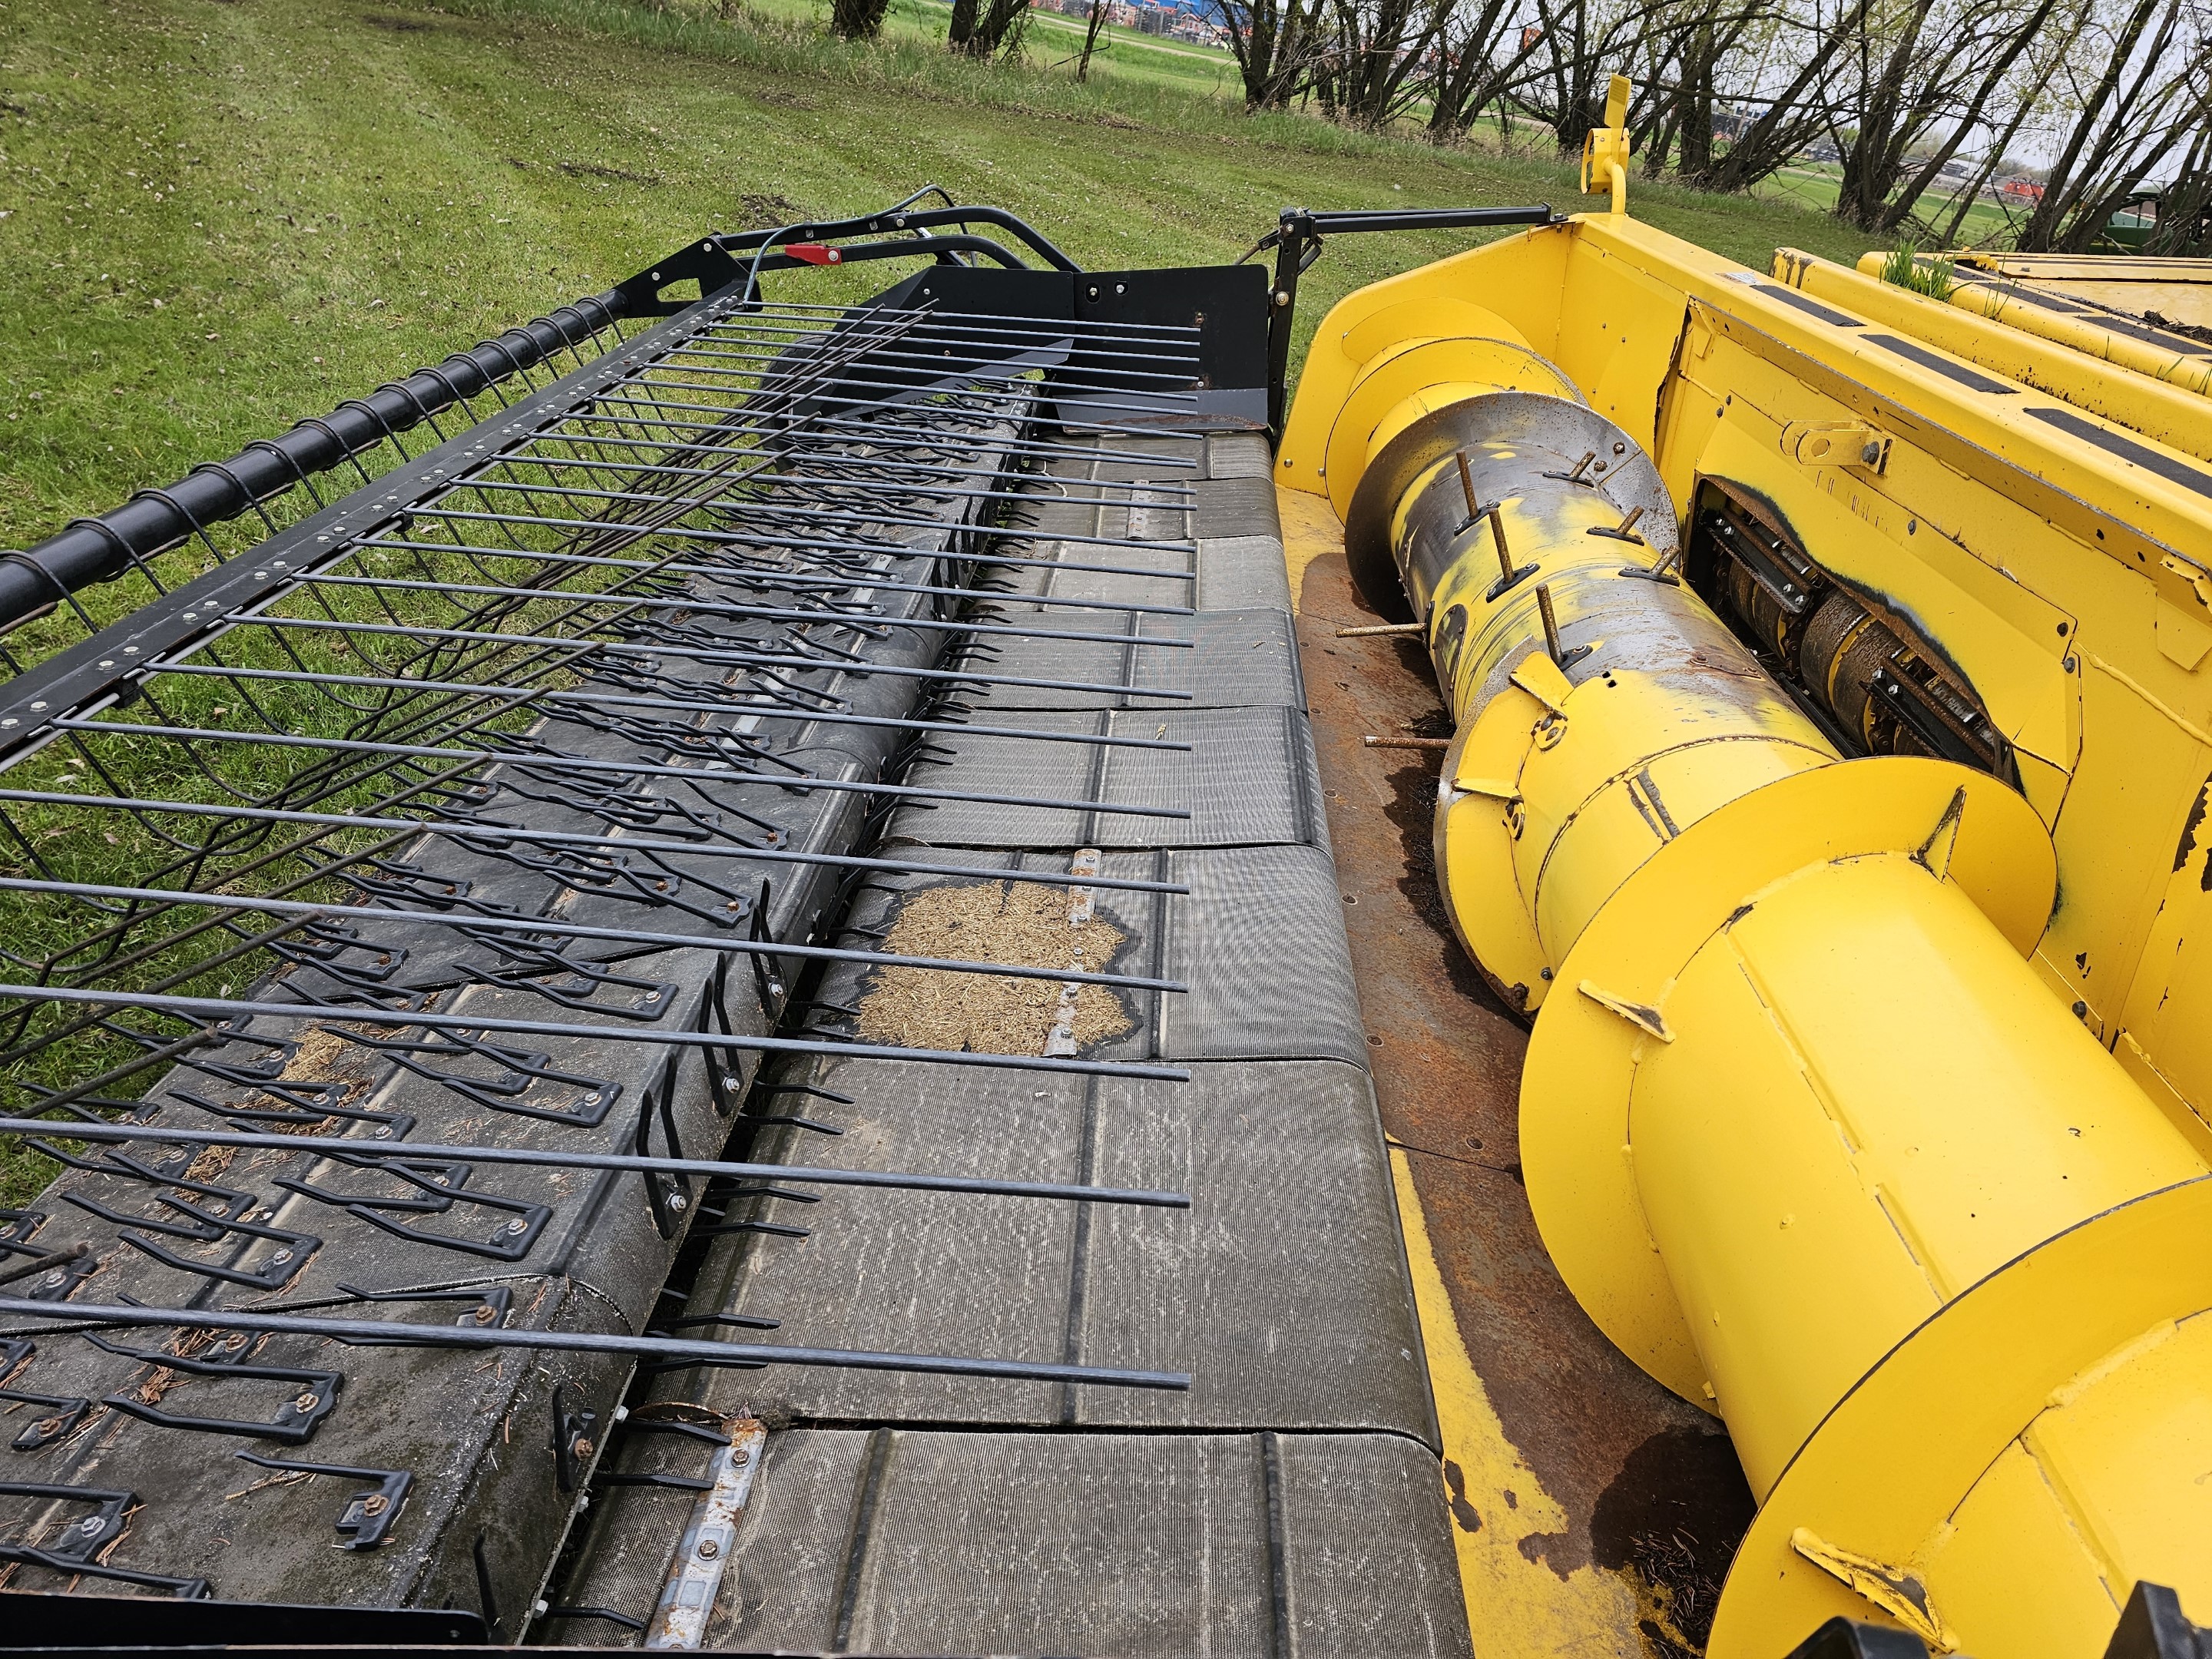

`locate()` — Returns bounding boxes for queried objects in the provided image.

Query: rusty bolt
[731,1449,750,1466]
[295,1392,320,1412]
[472,1304,498,1325]
[697,1538,720,1560]
[225,1333,248,1351]
[32,1417,61,1436]
[572,1437,596,1460]
[360,1494,389,1516]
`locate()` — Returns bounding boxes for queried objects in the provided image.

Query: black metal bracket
[1250,204,1563,439]
[551,1381,601,1495]
[233,1450,412,1549]
[89,1334,342,1443]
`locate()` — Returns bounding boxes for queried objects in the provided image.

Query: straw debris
[856,880,1131,1056]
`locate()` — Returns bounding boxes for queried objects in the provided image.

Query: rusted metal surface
[1293,538,1755,1658]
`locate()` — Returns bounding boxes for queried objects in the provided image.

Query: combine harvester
[0,79,2209,1659]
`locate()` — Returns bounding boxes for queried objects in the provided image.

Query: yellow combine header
[1283,76,2212,1659]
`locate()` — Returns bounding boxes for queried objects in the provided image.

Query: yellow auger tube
[1315,341,2212,1656]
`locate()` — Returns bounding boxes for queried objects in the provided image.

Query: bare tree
[1522,0,1661,150]
[831,0,892,37]
[2017,0,2212,249]
[1423,2,1545,140]
[1312,0,1450,127]
[1221,0,1330,105]
[1076,0,1111,78]
[948,0,1031,55]
[1683,0,1876,190]
[1633,7,1769,176]
[1859,0,2057,231]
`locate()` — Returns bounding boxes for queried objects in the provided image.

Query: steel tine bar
[435,471,1198,528]
[692,302,1200,343]
[345,534,1198,598]
[186,622,1197,700]
[0,1119,1187,1207]
[286,575,1197,651]
[51,720,1197,819]
[515,419,1200,472]
[141,667,1194,750]
[685,298,1200,336]
[320,539,1197,618]
[0,986,1188,1077]
[0,791,1195,895]
[0,878,1185,994]
[582,380,1198,430]
[0,1300,1190,1391]
[403,503,1198,561]
[472,449,1197,504]
[641,346,1201,389]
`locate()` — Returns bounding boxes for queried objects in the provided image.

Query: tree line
[835,0,2210,250]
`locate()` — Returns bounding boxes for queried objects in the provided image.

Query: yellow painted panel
[1276,482,1344,615]
[1732,857,2201,1301]
[1555,237,1690,455]
[1389,1151,1654,1659]
[2028,1314,2212,1611]
[1924,1440,2118,1659]
[1629,907,1943,1492]
[2045,659,2212,1024]
[1277,227,1572,497]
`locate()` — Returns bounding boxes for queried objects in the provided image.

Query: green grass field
[0,0,1889,557]
[1756,161,2025,249]
[0,0,1892,1197]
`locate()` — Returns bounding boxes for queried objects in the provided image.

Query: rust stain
[1297,544,1750,1652]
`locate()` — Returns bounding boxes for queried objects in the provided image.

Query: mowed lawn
[0,0,1889,557]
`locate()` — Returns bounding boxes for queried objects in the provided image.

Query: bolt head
[360,1494,389,1515]
[698,1538,720,1559]
[572,1437,595,1460]
[295,1392,320,1412]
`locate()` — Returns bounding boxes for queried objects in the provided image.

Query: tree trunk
[1076,0,1108,79]
[832,0,892,38]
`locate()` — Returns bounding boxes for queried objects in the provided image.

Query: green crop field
[0,0,1890,555]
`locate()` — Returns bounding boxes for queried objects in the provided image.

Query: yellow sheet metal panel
[1277,227,1571,499]
[1628,882,1949,1491]
[1782,252,2212,458]
[1952,252,2212,333]
[1710,1178,2212,1659]
[2039,655,2212,1035]
[1922,1441,2119,1659]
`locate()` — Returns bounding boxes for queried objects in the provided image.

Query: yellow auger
[1283,75,2212,1659]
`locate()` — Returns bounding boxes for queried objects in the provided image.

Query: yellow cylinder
[1632,850,2202,1495]
[1334,363,2212,1655]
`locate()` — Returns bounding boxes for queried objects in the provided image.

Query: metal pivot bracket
[233,1450,412,1548]
[552,1382,601,1495]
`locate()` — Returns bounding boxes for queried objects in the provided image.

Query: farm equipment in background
[2,78,2212,1658]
